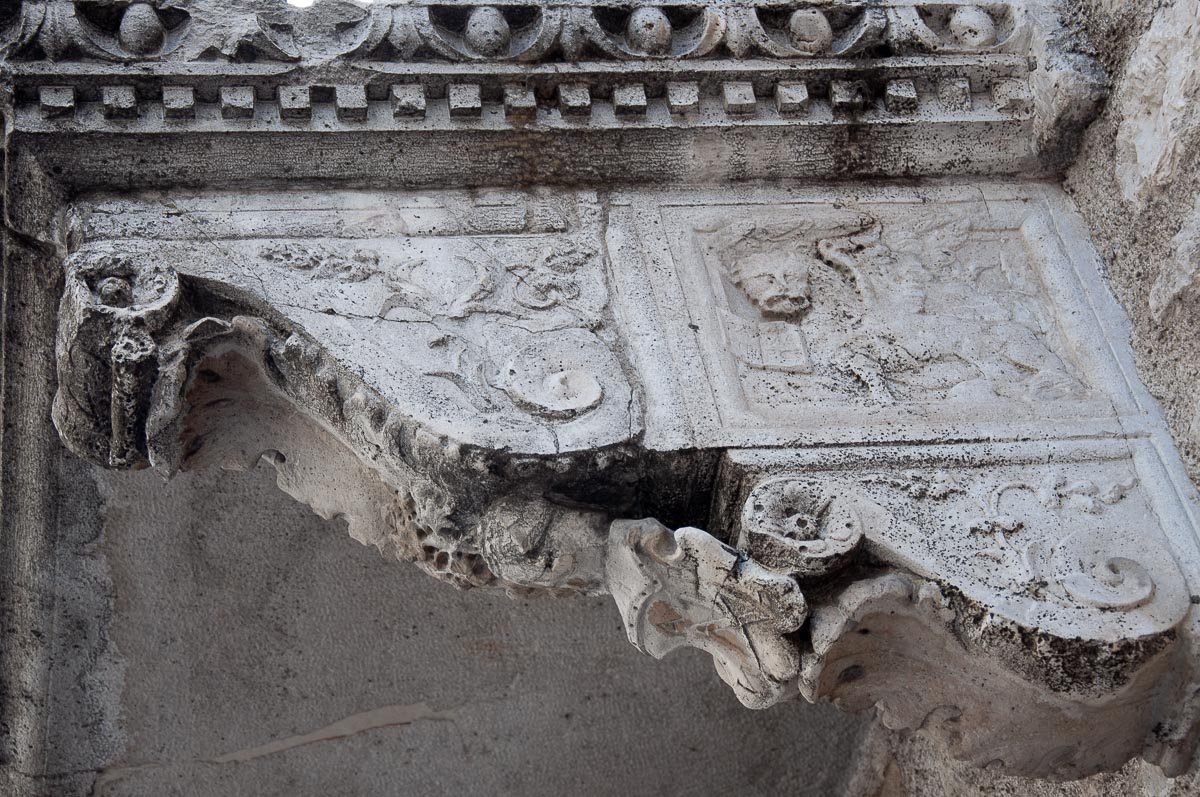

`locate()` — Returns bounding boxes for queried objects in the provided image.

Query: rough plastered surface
[1065,0,1200,481]
[848,724,1200,796]
[86,463,866,797]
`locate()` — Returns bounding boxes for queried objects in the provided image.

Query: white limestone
[6,0,1200,789]
[1115,0,1200,204]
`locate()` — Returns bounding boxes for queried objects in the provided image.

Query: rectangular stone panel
[607,184,1150,450]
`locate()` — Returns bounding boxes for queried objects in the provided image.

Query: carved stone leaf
[1,1,117,61]
[176,0,299,61]
[0,3,46,59]
[607,518,808,709]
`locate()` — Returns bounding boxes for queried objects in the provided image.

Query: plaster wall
[75,462,866,797]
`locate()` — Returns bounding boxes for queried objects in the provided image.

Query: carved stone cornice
[2,0,1105,181]
[7,0,1192,785]
[44,184,1200,779]
[0,1,1038,65]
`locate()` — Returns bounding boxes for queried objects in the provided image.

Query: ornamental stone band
[3,1,1200,794]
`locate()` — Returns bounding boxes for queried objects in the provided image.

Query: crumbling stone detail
[0,1,1044,64]
[44,183,1200,780]
[7,0,1200,787]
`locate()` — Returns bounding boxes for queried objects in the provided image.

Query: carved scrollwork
[489,330,608,420]
[606,518,808,709]
[739,477,875,578]
[1050,529,1159,611]
[1,0,1030,63]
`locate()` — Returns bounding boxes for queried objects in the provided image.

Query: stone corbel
[53,241,629,594]
[51,234,1200,781]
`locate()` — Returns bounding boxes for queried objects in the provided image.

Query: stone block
[558,83,591,116]
[162,86,195,120]
[722,82,757,115]
[666,82,699,114]
[831,80,870,113]
[279,86,312,120]
[992,78,1033,113]
[220,86,256,120]
[775,82,810,114]
[335,85,368,121]
[885,79,918,113]
[102,86,138,119]
[448,84,483,118]
[613,84,648,116]
[39,86,75,118]
[503,85,537,119]
[391,85,426,118]
[938,78,972,112]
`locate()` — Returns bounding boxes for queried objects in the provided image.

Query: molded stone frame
[2,0,1197,785]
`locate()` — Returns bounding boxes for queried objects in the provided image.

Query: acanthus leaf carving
[174,0,300,62]
[1,0,188,62]
[47,187,1200,782]
[606,518,808,710]
[1,0,1033,63]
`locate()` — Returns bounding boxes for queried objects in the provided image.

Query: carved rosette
[739,477,872,578]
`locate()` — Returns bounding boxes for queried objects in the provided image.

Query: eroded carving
[685,198,1094,432]
[48,186,1200,782]
[606,518,808,709]
[801,573,1188,779]
[738,477,873,578]
[0,1,1030,63]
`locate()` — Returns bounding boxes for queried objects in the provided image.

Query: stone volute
[3,0,1198,782]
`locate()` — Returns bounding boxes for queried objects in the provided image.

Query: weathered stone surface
[1112,0,1200,205]
[43,181,1200,780]
[1066,0,1200,486]
[5,0,1200,793]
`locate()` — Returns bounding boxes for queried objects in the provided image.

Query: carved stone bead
[947,6,997,48]
[117,3,165,56]
[626,7,673,56]
[463,6,511,57]
[787,9,834,54]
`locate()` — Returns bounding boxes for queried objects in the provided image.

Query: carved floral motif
[738,477,874,578]
[259,241,381,282]
[0,0,1025,63]
[607,518,808,709]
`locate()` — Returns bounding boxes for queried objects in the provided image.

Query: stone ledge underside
[46,182,1200,781]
